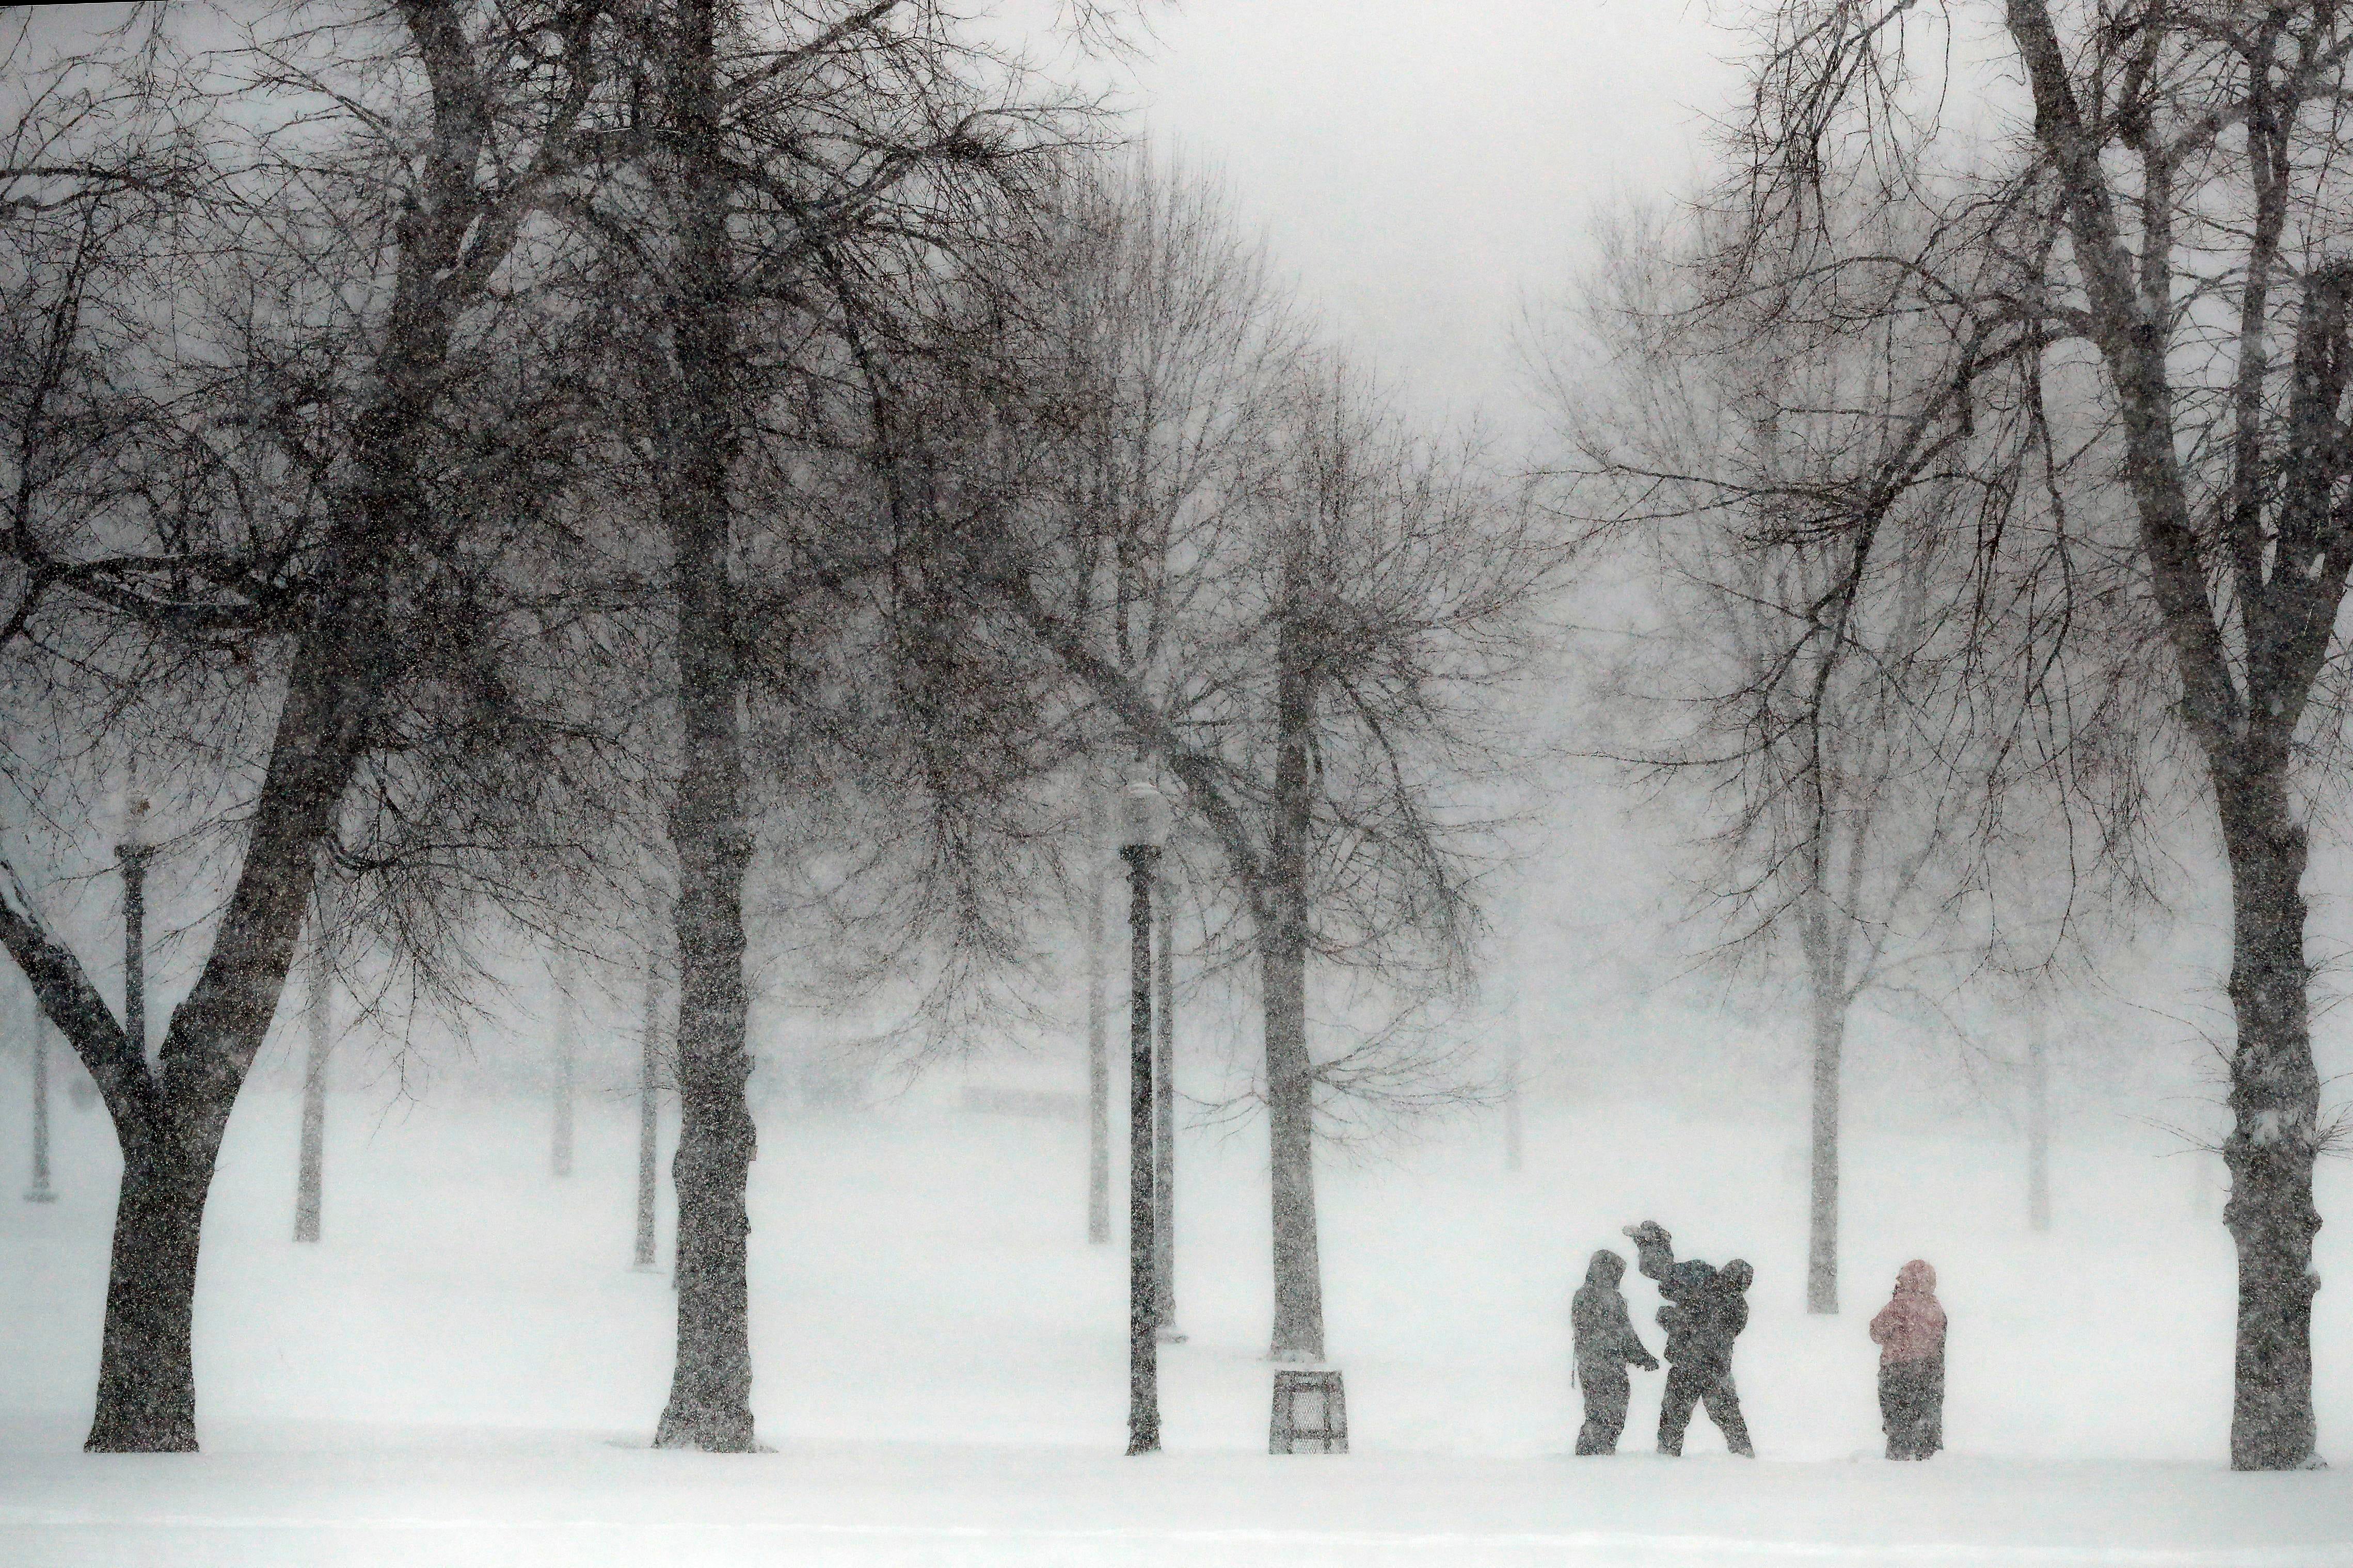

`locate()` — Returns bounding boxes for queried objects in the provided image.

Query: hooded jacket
[1572,1250,1657,1375]
[1869,1260,1946,1365]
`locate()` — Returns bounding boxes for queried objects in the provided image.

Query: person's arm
[1625,1222,1675,1285]
[1869,1301,1895,1346]
[1613,1298,1659,1369]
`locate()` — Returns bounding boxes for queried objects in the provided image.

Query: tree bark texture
[2218,769,2322,1470]
[86,1140,209,1450]
[294,946,328,1243]
[654,0,758,1453]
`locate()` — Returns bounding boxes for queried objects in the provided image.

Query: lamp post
[1118,778,1170,1455]
[113,789,153,1069]
[1152,875,1181,1342]
[1086,783,1111,1246]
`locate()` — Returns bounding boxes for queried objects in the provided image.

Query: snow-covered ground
[4,1059,2352,1565]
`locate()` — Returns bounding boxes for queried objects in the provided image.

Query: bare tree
[548,0,1134,1450]
[0,0,643,1451]
[1547,221,2001,1315]
[933,169,1562,1357]
[1691,0,2353,1468]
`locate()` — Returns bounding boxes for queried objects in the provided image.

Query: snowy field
[5,1059,2353,1566]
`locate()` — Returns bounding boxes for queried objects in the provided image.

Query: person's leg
[1579,1370,1628,1455]
[1703,1369,1755,1457]
[1921,1356,1944,1457]
[1880,1363,1903,1459]
[1657,1364,1699,1455]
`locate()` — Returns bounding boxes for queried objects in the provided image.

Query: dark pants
[1880,1355,1943,1460]
[1576,1365,1629,1455]
[1659,1362,1752,1456]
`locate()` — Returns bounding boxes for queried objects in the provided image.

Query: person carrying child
[1623,1219,1755,1458]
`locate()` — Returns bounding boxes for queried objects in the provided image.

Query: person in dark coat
[1571,1249,1659,1454]
[1624,1220,1755,1457]
[1870,1259,1946,1460]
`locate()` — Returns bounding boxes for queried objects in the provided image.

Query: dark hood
[1585,1249,1626,1288]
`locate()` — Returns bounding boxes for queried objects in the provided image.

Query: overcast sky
[1115,2,1743,430]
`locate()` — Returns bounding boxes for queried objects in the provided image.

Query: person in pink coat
[1869,1259,1946,1460]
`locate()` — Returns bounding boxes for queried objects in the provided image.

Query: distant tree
[1545,219,2002,1314]
[932,167,1563,1357]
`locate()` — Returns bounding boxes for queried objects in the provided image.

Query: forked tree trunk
[0,0,526,1455]
[654,0,757,1453]
[2217,766,2323,1471]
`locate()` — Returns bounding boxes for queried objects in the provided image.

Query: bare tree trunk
[2027,1007,2050,1235]
[637,959,663,1271]
[25,1010,55,1203]
[1086,785,1110,1245]
[1265,569,1324,1363]
[654,0,757,1453]
[551,967,575,1180]
[86,1137,209,1450]
[1804,938,1844,1316]
[294,945,328,1243]
[1152,875,1178,1338]
[2218,767,2322,1471]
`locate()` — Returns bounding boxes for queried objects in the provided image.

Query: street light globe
[1117,779,1171,851]
[103,783,152,854]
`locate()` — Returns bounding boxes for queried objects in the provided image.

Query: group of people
[1570,1220,1946,1462]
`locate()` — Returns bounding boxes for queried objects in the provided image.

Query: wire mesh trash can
[1270,1369,1347,1454]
